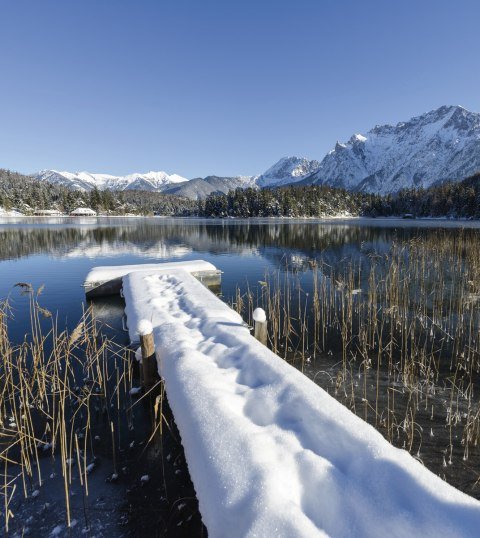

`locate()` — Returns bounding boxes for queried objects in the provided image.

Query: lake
[1,216,479,337]
[1,216,480,502]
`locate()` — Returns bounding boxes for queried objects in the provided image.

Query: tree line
[365,174,480,219]
[0,169,197,216]
[1,167,479,219]
[198,173,480,219]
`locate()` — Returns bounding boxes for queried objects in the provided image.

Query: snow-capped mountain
[256,156,321,187]
[164,175,257,200]
[31,168,258,199]
[32,106,480,197]
[33,170,188,192]
[302,105,480,194]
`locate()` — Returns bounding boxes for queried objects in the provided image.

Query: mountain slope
[31,169,255,199]
[33,170,188,192]
[32,105,480,197]
[0,168,196,215]
[163,175,256,200]
[256,156,321,187]
[302,105,480,194]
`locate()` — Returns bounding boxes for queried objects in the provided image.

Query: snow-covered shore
[0,212,479,223]
[122,266,480,537]
[0,206,23,216]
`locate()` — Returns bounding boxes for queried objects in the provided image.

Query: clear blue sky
[0,0,479,178]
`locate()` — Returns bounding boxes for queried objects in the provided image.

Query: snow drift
[122,267,480,537]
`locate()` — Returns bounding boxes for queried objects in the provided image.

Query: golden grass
[0,289,140,533]
[233,229,480,480]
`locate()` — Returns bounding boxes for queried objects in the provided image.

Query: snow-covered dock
[89,261,480,537]
[83,260,221,297]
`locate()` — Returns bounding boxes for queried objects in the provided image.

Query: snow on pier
[100,262,480,537]
[84,260,220,297]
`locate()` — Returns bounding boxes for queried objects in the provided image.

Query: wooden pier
[84,260,480,538]
[84,260,221,298]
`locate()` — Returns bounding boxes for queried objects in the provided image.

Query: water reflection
[2,217,480,501]
[1,217,479,267]
[1,217,479,344]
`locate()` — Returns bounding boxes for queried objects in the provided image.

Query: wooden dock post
[253,308,268,346]
[138,320,157,391]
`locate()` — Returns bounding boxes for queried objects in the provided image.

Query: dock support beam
[138,320,157,391]
[253,308,268,346]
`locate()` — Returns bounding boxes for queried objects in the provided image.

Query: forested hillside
[199,174,480,219]
[200,185,367,217]
[1,168,479,219]
[368,174,480,219]
[0,169,196,215]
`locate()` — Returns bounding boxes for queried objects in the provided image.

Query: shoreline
[0,214,479,224]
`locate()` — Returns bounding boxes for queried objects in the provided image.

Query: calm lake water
[2,216,480,504]
[1,216,479,340]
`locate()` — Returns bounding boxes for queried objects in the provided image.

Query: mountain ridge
[301,105,480,194]
[255,156,321,187]
[33,169,188,192]
[162,175,257,200]
[30,105,480,198]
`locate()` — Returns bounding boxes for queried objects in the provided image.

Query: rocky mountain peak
[303,105,480,194]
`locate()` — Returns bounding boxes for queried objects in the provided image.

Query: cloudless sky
[0,0,479,178]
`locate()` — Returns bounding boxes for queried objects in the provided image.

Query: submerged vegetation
[1,220,480,532]
[0,288,202,536]
[0,290,134,534]
[233,229,480,496]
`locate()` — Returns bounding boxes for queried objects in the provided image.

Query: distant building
[34,209,63,216]
[70,207,97,216]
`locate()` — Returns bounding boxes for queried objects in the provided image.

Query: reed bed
[233,229,480,495]
[0,285,143,534]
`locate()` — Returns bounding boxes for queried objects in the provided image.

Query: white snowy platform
[84,260,220,297]
[121,267,480,538]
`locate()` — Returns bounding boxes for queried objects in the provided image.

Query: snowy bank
[0,206,23,216]
[122,268,480,537]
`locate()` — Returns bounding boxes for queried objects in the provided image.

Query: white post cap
[252,308,267,323]
[137,319,153,336]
